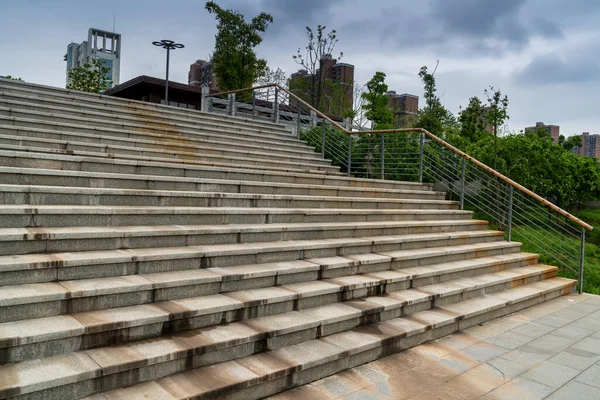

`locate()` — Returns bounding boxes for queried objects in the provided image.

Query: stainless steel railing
[204,84,592,293]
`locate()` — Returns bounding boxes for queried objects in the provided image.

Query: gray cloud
[514,53,600,86]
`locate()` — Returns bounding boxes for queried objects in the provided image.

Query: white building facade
[65,28,121,89]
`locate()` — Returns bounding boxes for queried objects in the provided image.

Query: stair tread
[0,277,575,398]
[0,231,507,271]
[0,219,481,241]
[0,166,443,196]
[0,252,541,346]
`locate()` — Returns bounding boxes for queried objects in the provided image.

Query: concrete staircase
[0,79,576,400]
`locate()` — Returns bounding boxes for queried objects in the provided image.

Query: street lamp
[152,39,184,105]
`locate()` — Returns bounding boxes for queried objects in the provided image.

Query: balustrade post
[507,186,514,241]
[460,158,466,210]
[418,132,424,182]
[321,122,326,159]
[200,86,209,112]
[228,93,236,117]
[580,228,586,294]
[251,90,256,119]
[380,134,385,180]
[297,103,302,139]
[347,133,352,177]
[273,87,279,123]
[310,110,316,128]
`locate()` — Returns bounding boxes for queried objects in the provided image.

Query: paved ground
[270,293,600,400]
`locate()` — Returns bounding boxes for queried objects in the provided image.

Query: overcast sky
[1,0,599,136]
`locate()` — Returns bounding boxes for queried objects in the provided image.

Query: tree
[458,96,487,142]
[4,76,24,81]
[292,25,343,111]
[255,66,288,103]
[206,1,273,92]
[361,72,393,129]
[559,135,583,152]
[66,58,112,93]
[414,63,454,137]
[484,86,509,170]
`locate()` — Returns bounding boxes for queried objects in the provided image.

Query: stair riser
[0,136,330,167]
[1,222,484,256]
[0,101,295,138]
[0,262,548,365]
[0,116,310,155]
[0,149,338,177]
[0,189,457,209]
[0,88,294,136]
[0,211,470,229]
[0,278,570,399]
[0,174,443,201]
[0,126,320,158]
[0,107,300,146]
[0,151,432,190]
[0,256,540,334]
[0,234,509,287]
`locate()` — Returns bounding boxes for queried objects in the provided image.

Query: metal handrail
[208,83,592,232]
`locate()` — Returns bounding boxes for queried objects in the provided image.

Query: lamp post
[152,40,184,105]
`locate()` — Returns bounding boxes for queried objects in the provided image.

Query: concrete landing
[271,293,600,400]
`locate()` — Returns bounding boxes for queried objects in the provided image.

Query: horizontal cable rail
[205,84,591,292]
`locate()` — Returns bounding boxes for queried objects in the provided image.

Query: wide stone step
[0,206,465,228]
[0,251,540,346]
[0,184,457,209]
[0,134,329,167]
[0,148,432,191]
[0,219,484,256]
[0,277,575,400]
[0,143,339,175]
[0,123,319,158]
[0,114,310,152]
[0,231,510,285]
[0,168,443,201]
[0,147,341,177]
[0,105,300,146]
[0,82,294,136]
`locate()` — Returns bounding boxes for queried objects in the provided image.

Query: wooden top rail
[208,84,593,231]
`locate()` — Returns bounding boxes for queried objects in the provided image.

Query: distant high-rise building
[290,55,354,117]
[385,91,419,127]
[576,132,600,158]
[64,28,121,89]
[188,59,217,90]
[525,122,560,144]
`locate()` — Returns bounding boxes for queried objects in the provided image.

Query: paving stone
[574,363,600,389]
[571,337,600,356]
[521,360,580,388]
[461,342,507,363]
[487,358,530,379]
[510,322,555,338]
[548,348,600,371]
[268,384,337,400]
[527,334,576,353]
[546,381,600,400]
[485,377,555,400]
[484,331,533,350]
[552,324,595,341]
[499,345,555,368]
[533,313,572,328]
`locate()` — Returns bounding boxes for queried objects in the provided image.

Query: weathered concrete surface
[270,293,600,400]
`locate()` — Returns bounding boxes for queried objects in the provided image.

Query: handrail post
[201,86,209,112]
[297,103,302,139]
[347,133,352,177]
[418,132,425,182]
[321,122,326,159]
[228,93,236,117]
[460,158,466,210]
[380,134,385,180]
[507,185,513,241]
[579,227,586,294]
[273,87,279,123]
[310,110,316,128]
[251,90,256,119]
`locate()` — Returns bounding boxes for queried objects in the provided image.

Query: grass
[472,208,600,295]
